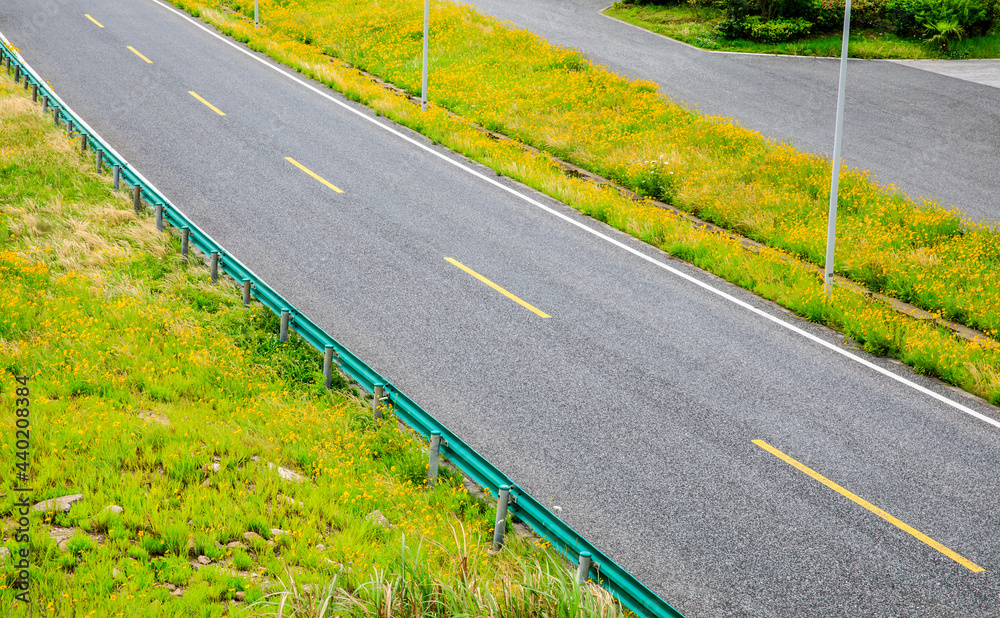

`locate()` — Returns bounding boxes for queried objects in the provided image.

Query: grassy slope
[161,0,1000,406]
[604,2,1000,59]
[0,71,622,616]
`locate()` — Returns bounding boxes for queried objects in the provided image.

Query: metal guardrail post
[53,107,59,126]
[66,119,73,137]
[155,203,163,231]
[133,184,142,214]
[242,279,252,308]
[428,431,441,488]
[210,252,219,284]
[13,64,18,82]
[323,345,335,389]
[41,95,47,113]
[112,164,120,190]
[96,150,103,174]
[80,134,88,153]
[31,83,37,102]
[373,383,385,420]
[493,485,510,551]
[279,309,290,342]
[577,551,592,585]
[181,227,190,259]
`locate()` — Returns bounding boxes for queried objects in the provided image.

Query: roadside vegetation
[164,0,1000,406]
[0,72,624,616]
[607,0,1000,59]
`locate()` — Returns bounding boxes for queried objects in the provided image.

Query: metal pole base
[428,431,441,488]
[323,346,335,389]
[492,485,510,551]
[210,252,219,284]
[279,310,290,343]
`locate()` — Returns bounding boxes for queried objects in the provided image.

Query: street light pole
[824,0,852,296]
[255,0,259,28]
[421,0,429,112]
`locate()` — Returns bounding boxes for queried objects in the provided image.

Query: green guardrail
[0,36,684,618]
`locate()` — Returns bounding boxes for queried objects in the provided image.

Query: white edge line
[125,2,1000,430]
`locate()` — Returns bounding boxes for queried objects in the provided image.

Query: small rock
[103,505,124,515]
[49,527,75,548]
[269,528,289,537]
[165,583,177,592]
[315,543,326,552]
[210,463,220,473]
[226,541,243,549]
[235,591,246,602]
[171,587,183,597]
[197,555,211,565]
[201,479,211,487]
[186,537,195,550]
[365,510,392,529]
[0,547,10,563]
[251,455,260,463]
[32,494,83,513]
[267,462,305,483]
[242,531,262,543]
[112,568,121,579]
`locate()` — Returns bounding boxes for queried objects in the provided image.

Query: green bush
[632,156,681,202]
[718,14,815,41]
[716,0,997,42]
[615,0,688,5]
[887,0,998,37]
[750,15,815,40]
[814,0,890,30]
[718,0,818,39]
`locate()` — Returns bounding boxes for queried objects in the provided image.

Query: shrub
[717,0,818,39]
[925,18,966,49]
[814,0,890,30]
[718,15,815,41]
[887,0,998,38]
[615,0,688,5]
[632,156,682,202]
[749,15,815,40]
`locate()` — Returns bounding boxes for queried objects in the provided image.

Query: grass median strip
[753,440,985,573]
[0,66,624,616]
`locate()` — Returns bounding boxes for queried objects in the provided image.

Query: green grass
[605,2,1000,59]
[0,71,624,617]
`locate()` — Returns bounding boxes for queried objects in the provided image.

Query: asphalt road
[470,0,1000,223]
[3,1,1000,616]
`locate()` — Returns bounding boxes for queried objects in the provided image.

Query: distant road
[471,0,1000,222]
